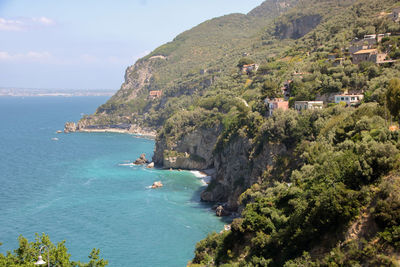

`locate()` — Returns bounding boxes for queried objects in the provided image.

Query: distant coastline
[0,87,116,97]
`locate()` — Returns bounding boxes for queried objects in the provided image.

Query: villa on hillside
[149,90,162,99]
[265,98,289,116]
[352,49,387,64]
[349,38,376,54]
[294,101,324,111]
[335,94,364,106]
[242,64,259,74]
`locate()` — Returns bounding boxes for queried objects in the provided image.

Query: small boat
[51,137,59,141]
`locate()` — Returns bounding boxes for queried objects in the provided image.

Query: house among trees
[149,90,162,99]
[294,101,324,111]
[241,63,259,74]
[352,49,387,64]
[334,94,364,106]
[265,98,289,116]
[349,38,376,54]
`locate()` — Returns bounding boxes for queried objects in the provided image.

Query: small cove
[0,97,225,266]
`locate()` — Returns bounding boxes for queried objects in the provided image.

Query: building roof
[149,90,162,96]
[335,94,363,97]
[353,49,378,55]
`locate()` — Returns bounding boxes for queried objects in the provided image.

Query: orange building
[149,90,162,99]
[265,98,289,116]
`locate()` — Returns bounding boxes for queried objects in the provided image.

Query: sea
[0,96,225,266]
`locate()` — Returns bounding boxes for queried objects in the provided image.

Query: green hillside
[79,0,299,127]
[81,0,400,265]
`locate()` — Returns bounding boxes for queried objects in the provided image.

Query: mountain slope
[76,0,299,129]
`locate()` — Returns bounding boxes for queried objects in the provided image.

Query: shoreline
[190,170,212,185]
[70,128,156,138]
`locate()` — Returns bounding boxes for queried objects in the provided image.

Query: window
[341,97,345,101]
[351,97,355,101]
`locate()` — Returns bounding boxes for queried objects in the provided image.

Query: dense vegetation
[81,0,400,265]
[0,233,107,266]
[191,102,400,266]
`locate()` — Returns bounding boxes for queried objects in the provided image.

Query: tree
[386,78,400,123]
[0,233,108,267]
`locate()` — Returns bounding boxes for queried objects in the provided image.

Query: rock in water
[151,181,163,189]
[134,153,149,165]
[147,162,155,168]
[216,205,230,217]
[64,122,77,133]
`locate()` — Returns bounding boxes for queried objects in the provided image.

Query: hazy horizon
[0,0,264,90]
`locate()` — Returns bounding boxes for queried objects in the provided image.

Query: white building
[334,94,364,106]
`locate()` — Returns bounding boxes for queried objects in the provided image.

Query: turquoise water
[0,97,225,266]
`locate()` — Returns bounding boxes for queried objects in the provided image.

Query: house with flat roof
[352,49,387,64]
[265,98,289,116]
[335,94,364,106]
[294,101,324,111]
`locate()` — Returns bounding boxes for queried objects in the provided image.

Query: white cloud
[0,18,24,31]
[0,17,55,31]
[32,17,55,26]
[0,51,52,62]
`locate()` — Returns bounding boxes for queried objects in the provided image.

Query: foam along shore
[191,170,212,185]
[78,128,156,138]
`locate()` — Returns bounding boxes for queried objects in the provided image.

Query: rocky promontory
[63,121,157,137]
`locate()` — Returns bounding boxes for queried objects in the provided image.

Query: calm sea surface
[0,97,224,266]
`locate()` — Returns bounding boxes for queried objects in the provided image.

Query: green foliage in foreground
[191,103,400,266]
[0,233,108,267]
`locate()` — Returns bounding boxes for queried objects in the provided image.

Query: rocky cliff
[275,14,322,39]
[106,59,154,104]
[201,136,287,210]
[153,125,288,210]
[153,126,221,169]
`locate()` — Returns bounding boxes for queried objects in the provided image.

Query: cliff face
[201,136,287,210]
[153,126,221,170]
[108,59,153,103]
[275,14,322,39]
[248,0,298,17]
[153,125,288,210]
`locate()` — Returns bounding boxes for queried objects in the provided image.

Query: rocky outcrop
[112,60,153,102]
[147,162,155,168]
[151,181,163,189]
[153,126,221,170]
[63,120,157,137]
[64,122,77,133]
[134,153,149,165]
[275,14,322,39]
[201,136,287,211]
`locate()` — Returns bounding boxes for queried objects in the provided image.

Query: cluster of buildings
[349,33,394,64]
[265,93,364,116]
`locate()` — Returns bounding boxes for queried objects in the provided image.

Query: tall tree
[386,78,400,124]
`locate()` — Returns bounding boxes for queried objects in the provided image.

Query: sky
[0,0,264,90]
